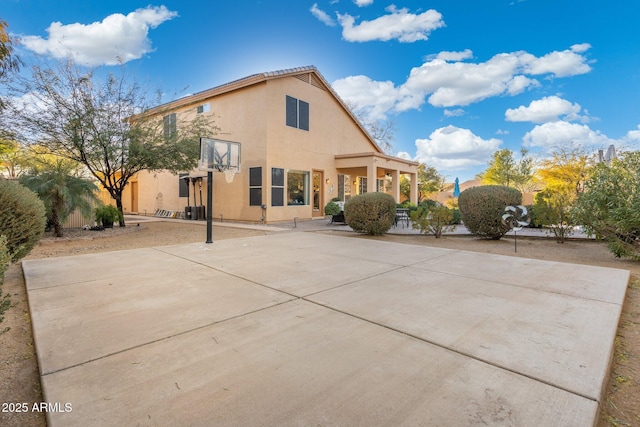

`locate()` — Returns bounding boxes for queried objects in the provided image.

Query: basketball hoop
[223,167,238,183]
[198,138,241,244]
[198,138,241,173]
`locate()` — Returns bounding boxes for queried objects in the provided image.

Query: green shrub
[418,199,438,209]
[573,151,640,259]
[324,201,341,216]
[458,185,522,240]
[410,204,455,238]
[398,200,418,211]
[532,190,575,243]
[0,235,11,330]
[450,208,462,225]
[344,192,396,235]
[0,179,46,262]
[94,204,123,228]
[0,236,9,285]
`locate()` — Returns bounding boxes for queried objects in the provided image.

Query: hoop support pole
[206,170,213,244]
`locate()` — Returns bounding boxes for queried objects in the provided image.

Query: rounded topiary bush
[344,192,396,235]
[0,179,47,262]
[458,185,522,240]
[324,201,341,216]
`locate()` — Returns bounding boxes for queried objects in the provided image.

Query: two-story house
[120,66,418,223]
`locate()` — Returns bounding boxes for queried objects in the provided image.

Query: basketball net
[223,168,237,183]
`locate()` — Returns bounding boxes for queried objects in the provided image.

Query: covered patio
[335,152,419,203]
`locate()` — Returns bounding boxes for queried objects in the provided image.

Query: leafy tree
[478,148,535,192]
[0,19,21,112]
[417,163,444,202]
[573,151,640,260]
[6,59,218,226]
[20,157,98,237]
[0,137,34,178]
[398,163,444,202]
[532,146,591,243]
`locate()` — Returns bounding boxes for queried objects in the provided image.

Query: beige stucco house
[120,66,418,223]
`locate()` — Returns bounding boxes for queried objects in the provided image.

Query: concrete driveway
[22,232,629,426]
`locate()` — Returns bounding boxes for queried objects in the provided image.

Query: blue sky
[4,0,640,182]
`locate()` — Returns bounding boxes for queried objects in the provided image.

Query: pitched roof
[141,66,383,153]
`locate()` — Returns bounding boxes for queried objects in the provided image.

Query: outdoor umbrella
[453,177,461,197]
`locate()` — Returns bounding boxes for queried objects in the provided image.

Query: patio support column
[367,159,377,194]
[390,170,400,202]
[409,172,418,204]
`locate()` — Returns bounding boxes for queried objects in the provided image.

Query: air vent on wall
[294,73,326,91]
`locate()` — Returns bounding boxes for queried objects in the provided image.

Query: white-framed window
[271,168,285,207]
[338,174,351,201]
[196,103,210,114]
[249,167,262,206]
[163,113,176,139]
[358,177,368,195]
[287,170,309,205]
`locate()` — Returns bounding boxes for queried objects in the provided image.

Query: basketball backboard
[198,138,241,173]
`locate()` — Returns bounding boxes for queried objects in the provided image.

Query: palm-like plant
[19,157,98,237]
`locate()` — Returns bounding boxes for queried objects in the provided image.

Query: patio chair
[395,208,410,228]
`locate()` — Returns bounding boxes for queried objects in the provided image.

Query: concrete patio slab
[23,232,629,426]
[41,300,597,427]
[413,251,630,304]
[24,251,294,374]
[307,266,622,401]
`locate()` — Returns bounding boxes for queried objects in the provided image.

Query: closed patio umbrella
[453,177,460,197]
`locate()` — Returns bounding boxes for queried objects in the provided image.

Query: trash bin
[196,205,206,221]
[184,206,192,220]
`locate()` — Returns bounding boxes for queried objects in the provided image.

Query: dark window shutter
[286,96,298,128]
[298,100,309,131]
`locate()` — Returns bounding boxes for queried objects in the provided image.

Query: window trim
[271,167,285,207]
[249,167,263,206]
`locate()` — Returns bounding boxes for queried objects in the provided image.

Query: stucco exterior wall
[118,68,418,223]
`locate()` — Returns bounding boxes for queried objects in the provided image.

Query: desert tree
[478,148,535,192]
[0,19,21,113]
[6,59,219,226]
[532,146,592,243]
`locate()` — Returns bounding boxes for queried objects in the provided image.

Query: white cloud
[519,44,592,77]
[21,6,177,66]
[354,0,374,6]
[505,96,583,123]
[332,74,399,120]
[523,121,613,149]
[310,3,336,26]
[433,49,473,61]
[444,108,465,117]
[337,6,444,43]
[415,125,502,170]
[624,125,640,144]
[332,45,592,116]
